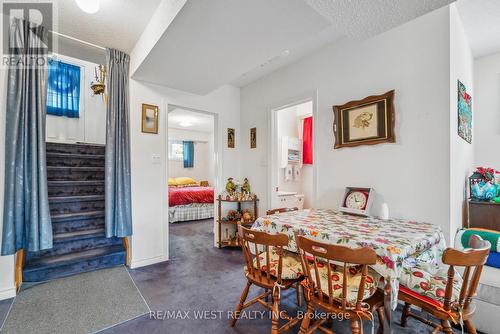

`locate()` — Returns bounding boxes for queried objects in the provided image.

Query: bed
[168,185,215,223]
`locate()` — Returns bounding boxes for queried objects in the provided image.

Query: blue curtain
[105,48,132,238]
[47,59,80,118]
[183,141,194,168]
[2,19,52,255]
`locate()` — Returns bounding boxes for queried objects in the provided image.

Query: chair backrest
[237,224,289,284]
[296,234,377,310]
[266,207,299,215]
[442,235,490,311]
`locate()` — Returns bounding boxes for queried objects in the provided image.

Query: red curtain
[303,117,313,164]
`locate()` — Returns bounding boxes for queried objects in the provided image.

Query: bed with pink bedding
[168,186,215,222]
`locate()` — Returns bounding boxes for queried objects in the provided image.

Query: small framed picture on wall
[228,128,235,148]
[142,104,159,134]
[250,127,256,149]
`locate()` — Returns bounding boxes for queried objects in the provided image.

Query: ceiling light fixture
[179,121,193,127]
[75,0,100,14]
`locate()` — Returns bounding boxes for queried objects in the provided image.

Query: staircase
[23,142,126,282]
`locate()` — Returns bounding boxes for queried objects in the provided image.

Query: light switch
[151,154,161,164]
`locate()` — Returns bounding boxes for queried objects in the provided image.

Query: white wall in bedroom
[449,4,474,244]
[168,128,213,184]
[46,53,106,145]
[128,81,240,268]
[240,7,454,240]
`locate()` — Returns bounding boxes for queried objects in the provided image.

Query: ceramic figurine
[242,178,251,194]
[226,177,236,195]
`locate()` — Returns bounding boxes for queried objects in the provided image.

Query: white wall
[449,4,474,243]
[128,80,240,268]
[46,54,106,144]
[240,7,453,238]
[168,128,213,184]
[474,53,500,168]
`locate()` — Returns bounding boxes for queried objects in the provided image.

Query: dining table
[251,208,447,334]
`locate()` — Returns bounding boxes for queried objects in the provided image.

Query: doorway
[270,99,315,210]
[166,105,218,229]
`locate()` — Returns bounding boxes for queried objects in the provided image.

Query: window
[47,59,81,118]
[169,141,184,160]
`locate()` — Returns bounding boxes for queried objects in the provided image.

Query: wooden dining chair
[296,235,385,334]
[266,207,299,215]
[399,235,491,334]
[231,224,304,333]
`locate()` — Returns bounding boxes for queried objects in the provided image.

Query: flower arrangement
[475,167,496,183]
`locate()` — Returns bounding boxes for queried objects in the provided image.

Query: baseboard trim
[0,287,16,301]
[131,255,168,269]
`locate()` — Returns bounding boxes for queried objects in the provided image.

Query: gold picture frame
[228,128,235,148]
[333,90,395,149]
[142,104,159,134]
[250,127,256,149]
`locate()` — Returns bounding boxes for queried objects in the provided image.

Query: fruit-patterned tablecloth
[251,208,447,309]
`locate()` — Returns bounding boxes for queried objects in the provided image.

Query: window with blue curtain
[183,141,194,168]
[47,59,81,118]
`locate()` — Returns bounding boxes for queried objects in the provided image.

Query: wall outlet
[151,154,161,164]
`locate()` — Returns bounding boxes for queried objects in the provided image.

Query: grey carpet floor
[0,266,149,334]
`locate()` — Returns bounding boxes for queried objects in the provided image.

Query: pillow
[168,178,177,186]
[461,228,500,252]
[175,177,197,186]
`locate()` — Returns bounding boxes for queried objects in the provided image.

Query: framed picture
[250,127,256,149]
[142,104,159,134]
[457,80,472,143]
[333,90,395,149]
[227,128,235,148]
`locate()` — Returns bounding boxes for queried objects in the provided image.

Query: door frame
[165,104,220,250]
[268,90,319,210]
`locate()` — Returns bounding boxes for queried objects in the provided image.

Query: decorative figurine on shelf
[226,210,238,221]
[242,178,251,195]
[241,209,254,224]
[470,167,498,201]
[226,177,236,196]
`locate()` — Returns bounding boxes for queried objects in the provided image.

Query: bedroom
[167,107,216,224]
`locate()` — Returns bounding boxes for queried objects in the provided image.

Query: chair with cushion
[230,224,304,333]
[399,235,491,333]
[295,235,385,334]
[266,207,299,215]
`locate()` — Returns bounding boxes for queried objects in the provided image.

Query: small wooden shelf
[217,194,258,248]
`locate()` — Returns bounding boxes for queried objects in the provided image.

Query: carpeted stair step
[46,152,105,168]
[49,195,105,215]
[46,142,105,156]
[47,166,104,181]
[48,180,104,197]
[23,245,126,282]
[51,210,105,234]
[25,228,122,261]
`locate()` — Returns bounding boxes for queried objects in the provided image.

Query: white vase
[380,202,389,220]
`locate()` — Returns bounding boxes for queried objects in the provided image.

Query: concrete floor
[0,219,461,333]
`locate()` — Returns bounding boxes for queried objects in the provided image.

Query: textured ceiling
[168,109,214,133]
[456,0,500,57]
[133,0,454,94]
[55,0,161,53]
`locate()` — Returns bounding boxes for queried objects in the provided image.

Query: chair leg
[400,302,411,327]
[298,303,314,334]
[271,291,280,334]
[464,319,477,334]
[230,281,252,327]
[296,283,303,307]
[440,320,453,334]
[376,307,385,334]
[351,320,361,334]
